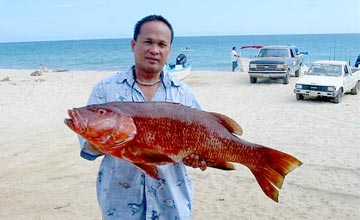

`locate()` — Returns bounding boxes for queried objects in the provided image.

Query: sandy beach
[0,69,359,220]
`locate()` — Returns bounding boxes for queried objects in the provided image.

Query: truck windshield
[308,64,342,76]
[240,48,262,58]
[258,49,289,58]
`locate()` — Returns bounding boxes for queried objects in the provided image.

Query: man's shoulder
[96,68,131,85]
[167,73,197,94]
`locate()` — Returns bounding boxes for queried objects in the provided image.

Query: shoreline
[0,68,230,73]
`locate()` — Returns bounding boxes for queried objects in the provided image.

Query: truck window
[290,49,295,58]
[344,65,349,75]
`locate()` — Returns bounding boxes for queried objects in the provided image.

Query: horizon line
[1,32,359,44]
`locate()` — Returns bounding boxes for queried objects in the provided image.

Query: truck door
[290,49,296,71]
[343,65,353,92]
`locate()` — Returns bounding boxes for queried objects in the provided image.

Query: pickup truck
[294,60,360,103]
[248,45,303,84]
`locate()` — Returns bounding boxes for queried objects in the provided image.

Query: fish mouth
[64,109,87,134]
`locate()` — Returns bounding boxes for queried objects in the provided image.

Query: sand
[0,69,359,220]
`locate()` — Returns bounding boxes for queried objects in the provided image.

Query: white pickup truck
[294,60,360,103]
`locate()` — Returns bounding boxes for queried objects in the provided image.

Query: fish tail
[248,147,302,202]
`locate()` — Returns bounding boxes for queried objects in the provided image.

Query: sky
[0,0,359,43]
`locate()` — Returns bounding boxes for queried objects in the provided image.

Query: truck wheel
[332,89,343,104]
[295,69,300,77]
[296,94,304,100]
[350,81,359,95]
[250,77,257,84]
[283,70,290,84]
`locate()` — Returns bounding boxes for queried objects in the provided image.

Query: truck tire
[250,76,257,84]
[296,93,304,100]
[350,81,359,95]
[332,89,343,104]
[283,70,290,84]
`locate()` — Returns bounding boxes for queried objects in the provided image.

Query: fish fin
[210,112,243,135]
[120,146,175,164]
[248,147,302,202]
[140,150,175,164]
[207,161,235,170]
[134,163,160,179]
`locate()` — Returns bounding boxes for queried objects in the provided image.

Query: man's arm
[84,142,103,155]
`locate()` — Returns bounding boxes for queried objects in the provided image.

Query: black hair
[133,15,174,44]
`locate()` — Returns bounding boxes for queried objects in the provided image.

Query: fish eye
[97,109,107,115]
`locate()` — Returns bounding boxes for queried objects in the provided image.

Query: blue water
[0,34,359,71]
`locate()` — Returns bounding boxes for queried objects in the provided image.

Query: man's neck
[133,66,162,101]
[133,66,161,83]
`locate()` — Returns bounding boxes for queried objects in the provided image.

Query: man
[79,15,206,220]
[231,46,239,72]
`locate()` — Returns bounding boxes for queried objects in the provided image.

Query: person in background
[78,15,207,220]
[39,63,48,72]
[231,46,239,71]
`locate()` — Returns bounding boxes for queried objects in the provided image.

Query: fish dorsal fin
[210,112,243,135]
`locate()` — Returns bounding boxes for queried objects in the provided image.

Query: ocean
[0,34,359,71]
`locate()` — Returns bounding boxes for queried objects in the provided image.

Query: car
[294,60,360,103]
[248,45,303,84]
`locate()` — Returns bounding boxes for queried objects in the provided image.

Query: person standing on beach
[78,15,207,220]
[231,46,239,72]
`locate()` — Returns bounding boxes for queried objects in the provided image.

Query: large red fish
[65,102,301,202]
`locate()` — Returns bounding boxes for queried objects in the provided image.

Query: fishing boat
[237,45,263,72]
[166,54,192,80]
[180,47,194,52]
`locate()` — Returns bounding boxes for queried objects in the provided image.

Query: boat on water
[166,53,192,80]
[180,47,194,52]
[237,45,263,72]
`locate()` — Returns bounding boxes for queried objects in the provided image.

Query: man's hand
[85,142,103,155]
[183,154,207,171]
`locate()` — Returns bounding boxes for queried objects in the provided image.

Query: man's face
[131,21,172,74]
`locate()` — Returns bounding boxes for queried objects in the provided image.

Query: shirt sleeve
[181,83,202,110]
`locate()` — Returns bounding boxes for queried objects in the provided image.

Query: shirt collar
[115,65,182,88]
